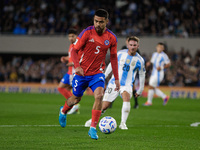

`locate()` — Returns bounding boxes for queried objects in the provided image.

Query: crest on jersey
[126,59,130,64]
[104,40,110,45]
[131,61,136,66]
[120,59,125,65]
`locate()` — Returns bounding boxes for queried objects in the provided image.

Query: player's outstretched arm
[115,80,120,91]
[66,62,74,67]
[105,63,112,78]
[136,66,146,96]
[60,56,69,63]
[164,62,171,69]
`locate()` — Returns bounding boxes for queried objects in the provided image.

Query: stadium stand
[0,0,199,86]
[1,0,200,37]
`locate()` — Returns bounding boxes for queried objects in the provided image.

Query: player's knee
[149,86,155,89]
[94,93,103,101]
[124,106,130,112]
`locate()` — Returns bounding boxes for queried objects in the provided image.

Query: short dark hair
[68,28,77,35]
[94,9,109,19]
[157,42,167,50]
[157,42,164,46]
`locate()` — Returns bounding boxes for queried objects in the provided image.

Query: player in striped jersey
[143,42,171,106]
[85,36,146,129]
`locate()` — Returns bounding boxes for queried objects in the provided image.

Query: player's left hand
[115,80,120,91]
[157,66,161,71]
[135,93,140,98]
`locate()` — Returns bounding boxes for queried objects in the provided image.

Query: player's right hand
[75,67,84,76]
[61,56,69,63]
[114,80,120,91]
[157,66,161,71]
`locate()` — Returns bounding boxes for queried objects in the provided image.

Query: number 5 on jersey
[95,46,101,54]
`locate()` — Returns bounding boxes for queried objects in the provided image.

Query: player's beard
[95,26,104,35]
[130,49,137,55]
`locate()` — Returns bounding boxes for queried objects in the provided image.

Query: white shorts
[149,72,164,87]
[103,83,133,102]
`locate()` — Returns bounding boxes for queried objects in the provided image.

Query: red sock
[91,109,101,128]
[62,102,72,114]
[58,87,72,99]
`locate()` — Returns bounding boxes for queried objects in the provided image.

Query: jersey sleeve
[71,29,89,68]
[68,44,73,63]
[109,35,119,80]
[164,53,170,64]
[110,37,117,55]
[105,63,112,79]
[137,58,146,95]
[73,29,88,50]
[150,53,155,63]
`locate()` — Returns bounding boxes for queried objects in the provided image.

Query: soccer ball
[99,116,117,134]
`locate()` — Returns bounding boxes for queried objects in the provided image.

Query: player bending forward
[58,9,119,140]
[85,36,146,129]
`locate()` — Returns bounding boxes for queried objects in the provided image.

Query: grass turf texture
[0,93,200,150]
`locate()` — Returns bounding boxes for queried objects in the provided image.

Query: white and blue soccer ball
[99,116,117,134]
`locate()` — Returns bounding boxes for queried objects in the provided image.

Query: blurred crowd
[1,0,200,87]
[0,48,199,87]
[1,0,200,37]
[0,56,64,84]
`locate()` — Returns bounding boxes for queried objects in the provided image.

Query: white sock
[147,89,154,104]
[121,102,131,124]
[60,108,65,115]
[155,88,166,99]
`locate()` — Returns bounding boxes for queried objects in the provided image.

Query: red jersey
[67,44,74,75]
[73,26,118,76]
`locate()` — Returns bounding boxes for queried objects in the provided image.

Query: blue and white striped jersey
[105,49,146,95]
[150,51,170,76]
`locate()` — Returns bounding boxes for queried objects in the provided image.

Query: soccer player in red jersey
[57,28,80,114]
[59,9,120,140]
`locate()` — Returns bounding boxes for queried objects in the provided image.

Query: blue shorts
[72,73,105,97]
[60,73,73,86]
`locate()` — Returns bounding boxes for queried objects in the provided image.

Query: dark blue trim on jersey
[106,28,118,43]
[78,26,94,38]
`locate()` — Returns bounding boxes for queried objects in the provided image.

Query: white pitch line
[0,125,85,127]
[0,124,190,128]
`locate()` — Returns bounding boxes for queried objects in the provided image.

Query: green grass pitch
[0,93,200,150]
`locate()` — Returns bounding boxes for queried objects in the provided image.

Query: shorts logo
[99,76,105,81]
[104,40,109,46]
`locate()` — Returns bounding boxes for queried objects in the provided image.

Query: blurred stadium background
[0,0,199,98]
